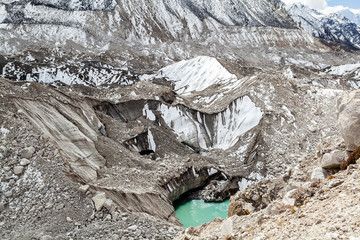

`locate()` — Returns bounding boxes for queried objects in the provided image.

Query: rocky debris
[0,107,182,240]
[337,90,360,151]
[20,146,35,159]
[92,192,107,211]
[311,167,329,181]
[321,150,347,169]
[228,177,288,217]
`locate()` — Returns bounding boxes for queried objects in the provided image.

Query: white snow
[283,67,294,79]
[147,129,156,152]
[327,63,360,76]
[156,56,237,95]
[208,168,218,176]
[0,5,7,23]
[238,178,255,191]
[281,105,295,123]
[26,54,35,62]
[192,166,199,177]
[237,172,264,191]
[1,126,9,136]
[154,96,262,150]
[213,96,263,150]
[143,104,156,121]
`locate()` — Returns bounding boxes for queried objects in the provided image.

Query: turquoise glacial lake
[174,198,230,228]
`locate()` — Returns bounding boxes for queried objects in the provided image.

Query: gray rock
[220,218,233,236]
[329,179,344,188]
[13,166,24,175]
[111,234,120,240]
[56,203,65,210]
[20,158,31,166]
[321,150,347,169]
[0,146,8,157]
[39,235,53,240]
[104,199,113,210]
[3,166,11,171]
[337,90,360,151]
[308,125,317,133]
[20,146,35,159]
[0,202,6,211]
[4,191,12,198]
[66,216,72,223]
[311,167,328,181]
[8,179,15,186]
[92,192,107,211]
[128,225,138,231]
[78,184,90,194]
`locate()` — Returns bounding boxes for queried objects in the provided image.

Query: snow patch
[156,56,237,95]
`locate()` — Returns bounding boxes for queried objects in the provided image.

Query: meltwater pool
[174,198,230,228]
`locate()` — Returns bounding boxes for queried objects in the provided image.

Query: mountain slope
[288,3,360,50]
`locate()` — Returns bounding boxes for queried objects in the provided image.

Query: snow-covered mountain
[322,7,360,26]
[0,0,332,85]
[287,3,360,50]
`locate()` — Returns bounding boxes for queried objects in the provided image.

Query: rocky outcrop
[338,90,360,151]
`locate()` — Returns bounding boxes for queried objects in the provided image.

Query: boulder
[311,167,328,182]
[337,90,360,151]
[321,150,347,169]
[92,192,107,211]
[0,202,6,211]
[104,199,113,210]
[39,235,53,240]
[78,185,90,194]
[13,166,24,175]
[220,218,233,236]
[20,147,35,159]
[20,158,31,166]
[4,191,13,198]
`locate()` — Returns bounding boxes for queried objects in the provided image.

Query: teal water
[174,199,230,228]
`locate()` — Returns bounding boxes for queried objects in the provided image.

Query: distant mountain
[322,7,360,26]
[287,3,360,50]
